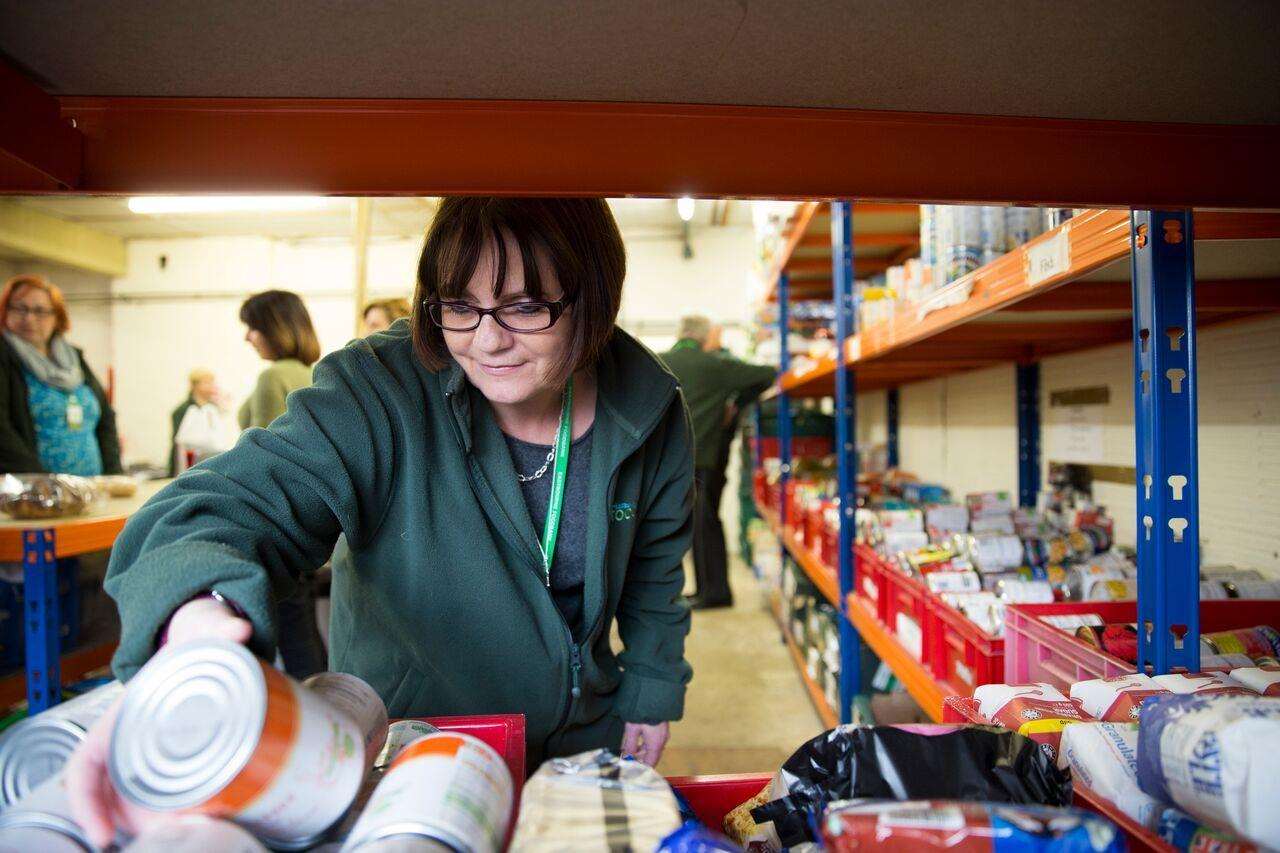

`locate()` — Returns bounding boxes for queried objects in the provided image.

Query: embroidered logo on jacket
[610,502,636,522]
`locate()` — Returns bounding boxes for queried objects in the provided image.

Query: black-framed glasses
[7,306,56,319]
[424,298,571,333]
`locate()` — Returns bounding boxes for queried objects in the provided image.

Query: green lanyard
[538,378,574,587]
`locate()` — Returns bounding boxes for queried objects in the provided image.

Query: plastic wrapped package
[0,473,98,519]
[1201,626,1280,659]
[1157,808,1259,853]
[1057,723,1162,830]
[1069,674,1170,722]
[1228,666,1280,696]
[820,800,1123,852]
[974,683,1094,762]
[1137,694,1280,847]
[1150,672,1251,697]
[744,725,1071,849]
[655,821,740,852]
[509,750,681,851]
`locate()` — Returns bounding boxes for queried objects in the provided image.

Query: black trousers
[692,467,732,604]
[276,572,327,679]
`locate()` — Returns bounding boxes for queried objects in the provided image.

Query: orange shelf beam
[769,591,839,730]
[847,595,946,722]
[0,641,116,709]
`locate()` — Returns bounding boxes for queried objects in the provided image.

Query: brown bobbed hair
[1,274,71,336]
[239,290,321,366]
[412,198,625,378]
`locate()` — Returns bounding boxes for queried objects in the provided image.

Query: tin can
[304,672,389,768]
[0,772,93,852]
[995,579,1055,604]
[941,206,982,284]
[979,206,1007,266]
[347,836,454,852]
[108,640,365,850]
[1004,207,1044,249]
[1202,626,1280,659]
[1086,578,1137,601]
[340,732,513,853]
[374,721,440,771]
[122,815,267,852]
[0,680,124,806]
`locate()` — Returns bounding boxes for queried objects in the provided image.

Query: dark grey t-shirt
[504,426,593,640]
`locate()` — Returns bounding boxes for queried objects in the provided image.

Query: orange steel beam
[0,60,82,189]
[33,98,1279,207]
[797,231,918,248]
[847,595,945,721]
[1010,278,1280,312]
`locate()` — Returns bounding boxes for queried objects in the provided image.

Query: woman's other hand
[166,596,252,646]
[621,721,669,767]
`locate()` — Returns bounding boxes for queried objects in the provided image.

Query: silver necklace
[517,447,556,483]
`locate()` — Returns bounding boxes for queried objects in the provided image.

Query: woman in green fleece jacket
[69,199,695,846]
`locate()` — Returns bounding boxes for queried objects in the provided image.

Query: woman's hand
[65,698,175,848]
[621,721,669,767]
[166,596,253,646]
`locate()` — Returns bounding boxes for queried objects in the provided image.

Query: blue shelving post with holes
[778,273,793,538]
[1130,210,1200,674]
[886,387,900,469]
[1016,363,1041,509]
[831,200,861,723]
[23,529,61,714]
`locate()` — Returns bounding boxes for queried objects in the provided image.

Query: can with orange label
[303,672,389,768]
[122,815,267,852]
[340,732,513,853]
[108,640,365,850]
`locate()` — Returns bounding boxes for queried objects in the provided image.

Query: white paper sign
[1026,226,1071,285]
[1048,404,1105,464]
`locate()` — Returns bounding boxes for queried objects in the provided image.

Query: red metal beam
[0,60,82,189]
[28,97,1277,206]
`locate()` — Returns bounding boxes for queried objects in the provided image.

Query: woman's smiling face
[442,234,573,407]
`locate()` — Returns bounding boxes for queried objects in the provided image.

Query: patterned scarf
[3,331,84,392]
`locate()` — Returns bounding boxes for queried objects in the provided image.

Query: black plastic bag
[750,724,1072,847]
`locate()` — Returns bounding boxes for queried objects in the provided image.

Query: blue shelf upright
[1130,210,1200,675]
[777,272,793,535]
[886,387,900,469]
[831,200,861,724]
[23,529,61,714]
[1016,363,1041,508]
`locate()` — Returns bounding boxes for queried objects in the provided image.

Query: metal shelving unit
[758,203,1280,718]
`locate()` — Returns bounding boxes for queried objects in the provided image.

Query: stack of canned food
[0,640,514,852]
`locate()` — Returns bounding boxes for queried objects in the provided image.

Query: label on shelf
[1026,225,1072,286]
[849,336,861,362]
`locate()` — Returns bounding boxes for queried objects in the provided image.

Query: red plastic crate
[878,560,931,664]
[1005,599,1280,692]
[753,436,833,460]
[853,544,886,619]
[668,773,771,829]
[926,594,1006,695]
[417,714,527,785]
[941,698,1170,853]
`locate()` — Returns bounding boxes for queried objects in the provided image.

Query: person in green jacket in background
[235,290,327,680]
[661,317,775,609]
[68,199,694,848]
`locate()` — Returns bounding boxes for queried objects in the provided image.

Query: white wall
[102,223,758,467]
[859,314,1280,575]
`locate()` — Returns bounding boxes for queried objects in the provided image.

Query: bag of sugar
[1228,666,1280,697]
[1152,672,1251,696]
[1070,673,1170,722]
[1137,693,1280,848]
[1058,722,1162,830]
[974,682,1094,762]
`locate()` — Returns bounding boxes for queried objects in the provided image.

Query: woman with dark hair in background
[0,274,122,476]
[237,289,327,679]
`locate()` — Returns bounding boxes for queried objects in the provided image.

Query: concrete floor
[656,555,825,777]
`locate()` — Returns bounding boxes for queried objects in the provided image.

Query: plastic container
[941,698,1169,853]
[926,594,1006,694]
[878,562,931,662]
[1004,600,1280,691]
[667,773,771,829]
[753,436,833,460]
[852,545,884,617]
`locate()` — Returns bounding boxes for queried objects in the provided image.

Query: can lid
[350,826,463,852]
[0,808,94,851]
[0,716,86,806]
[108,640,266,811]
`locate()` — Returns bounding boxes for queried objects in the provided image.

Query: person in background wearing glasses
[69,198,694,846]
[0,274,122,476]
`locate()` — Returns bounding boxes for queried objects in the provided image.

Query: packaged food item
[0,773,94,852]
[0,680,124,806]
[108,639,365,850]
[303,672,389,767]
[1070,674,1170,722]
[1157,808,1258,853]
[1057,723,1161,829]
[341,732,513,853]
[1137,694,1280,848]
[1198,653,1256,672]
[1075,623,1138,663]
[655,821,740,852]
[341,837,453,852]
[1151,672,1251,696]
[973,683,1094,761]
[1226,579,1280,599]
[122,815,267,851]
[722,786,771,849]
[1202,626,1280,659]
[0,473,98,519]
[993,579,1055,604]
[965,491,1014,517]
[374,719,440,769]
[923,504,968,536]
[924,571,981,595]
[93,474,139,498]
[1200,580,1230,600]
[820,800,1123,852]
[1041,613,1104,632]
[1086,578,1137,601]
[748,725,1071,848]
[1228,666,1280,696]
[510,750,679,852]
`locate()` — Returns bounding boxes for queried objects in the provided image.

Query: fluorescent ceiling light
[676,197,696,222]
[127,196,332,215]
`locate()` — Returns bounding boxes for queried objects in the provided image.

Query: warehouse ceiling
[1,1,1277,126]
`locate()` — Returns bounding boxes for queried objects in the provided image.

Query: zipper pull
[569,644,582,699]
